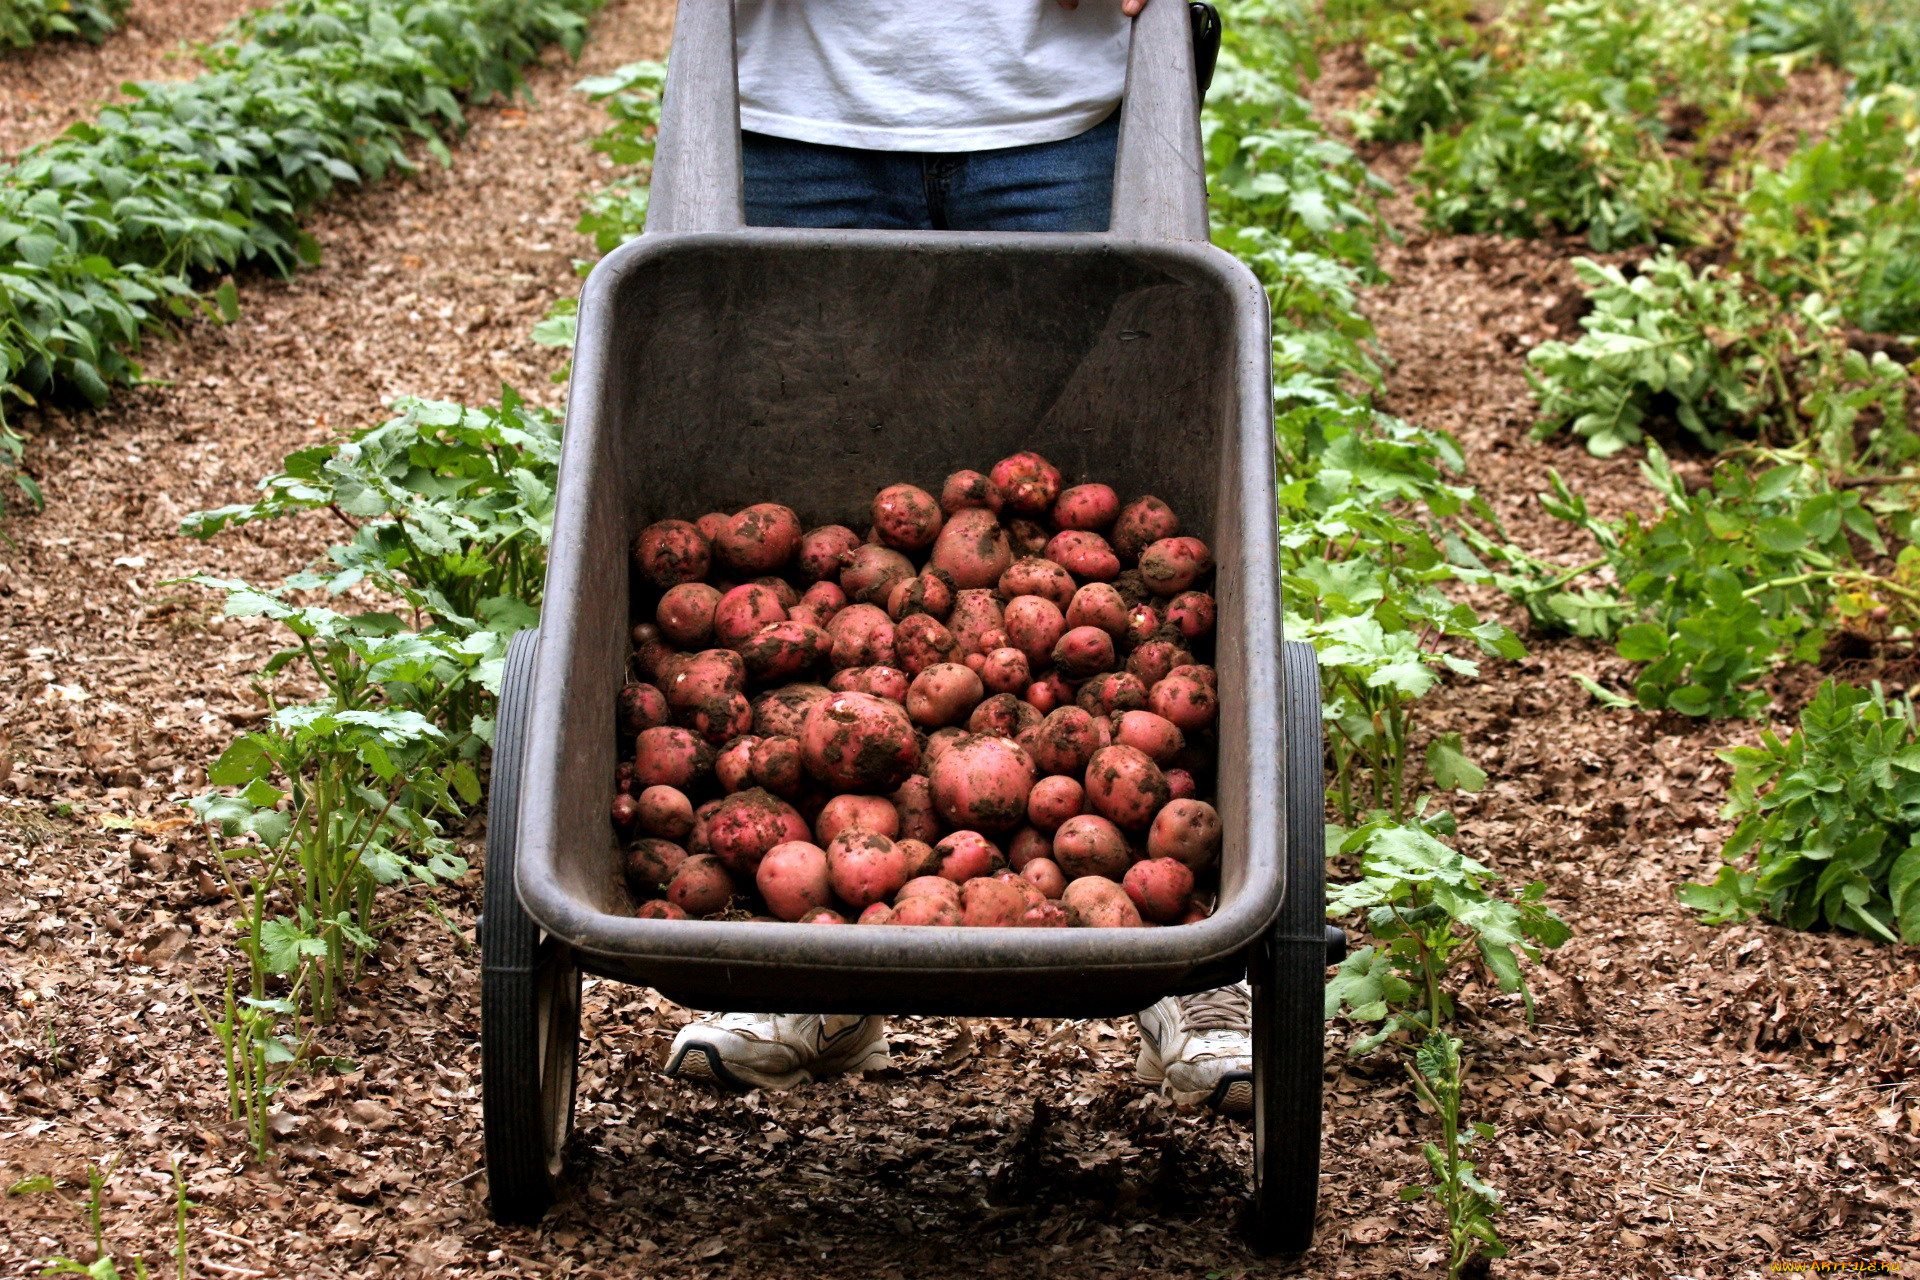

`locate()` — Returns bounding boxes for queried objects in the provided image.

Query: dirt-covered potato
[801,691,920,791]
[906,662,986,729]
[891,775,941,844]
[1044,530,1120,582]
[871,483,944,553]
[751,683,832,739]
[968,691,1040,739]
[667,855,734,917]
[1146,798,1222,869]
[619,683,671,735]
[715,736,759,792]
[1026,775,1084,831]
[656,583,722,648]
[634,726,717,790]
[1052,814,1131,880]
[828,829,911,909]
[1138,536,1214,597]
[1113,710,1185,765]
[1051,482,1120,532]
[633,519,711,588]
[1148,671,1219,733]
[1127,639,1193,690]
[712,584,789,650]
[1111,497,1179,564]
[1083,745,1172,831]
[624,838,688,896]
[988,451,1062,517]
[1006,825,1053,871]
[929,734,1035,832]
[815,793,902,845]
[635,899,689,921]
[1062,875,1142,927]
[933,830,1003,882]
[1075,671,1148,717]
[796,525,861,583]
[960,875,1028,927]
[840,544,917,606]
[715,503,802,576]
[707,787,810,876]
[1020,857,1068,900]
[1051,626,1115,679]
[894,613,963,676]
[1123,857,1195,923]
[827,603,898,670]
[999,557,1076,610]
[756,840,833,922]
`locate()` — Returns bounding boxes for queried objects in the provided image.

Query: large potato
[929,734,1035,833]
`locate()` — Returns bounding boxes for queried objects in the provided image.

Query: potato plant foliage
[0,0,126,47]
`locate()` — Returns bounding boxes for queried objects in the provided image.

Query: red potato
[1125,603,1162,647]
[667,855,734,917]
[989,451,1062,517]
[929,508,1014,589]
[1111,497,1180,563]
[1008,518,1050,556]
[801,691,920,791]
[999,557,1076,610]
[1026,775,1084,831]
[1165,767,1197,801]
[830,665,911,703]
[1147,799,1223,869]
[827,604,898,670]
[1114,710,1185,764]
[1052,814,1132,879]
[1065,583,1128,637]
[886,774,937,838]
[656,583,722,648]
[752,683,831,739]
[979,647,1031,696]
[1028,706,1100,776]
[858,902,896,925]
[615,762,638,795]
[896,838,941,879]
[920,726,967,775]
[940,469,1003,515]
[892,894,962,926]
[635,899,688,921]
[1076,672,1148,717]
[1024,671,1072,714]
[1024,900,1071,927]
[756,840,833,922]
[686,692,754,746]
[968,692,1040,739]
[1171,662,1218,689]
[1148,672,1219,733]
[897,875,963,906]
[1045,530,1121,582]
[828,829,911,909]
[707,788,809,876]
[633,520,711,589]
[1127,639,1194,689]
[799,908,847,924]
[934,830,1003,882]
[1062,876,1142,927]
[894,613,963,676]
[1084,745,1172,831]
[714,503,802,576]
[887,571,955,622]
[1020,858,1068,899]
[960,876,1028,927]
[841,544,917,606]
[929,734,1036,832]
[1138,536,1214,597]
[815,793,902,845]
[686,798,721,857]
[946,590,1007,656]
[753,577,800,609]
[1051,626,1115,679]
[994,869,1049,913]
[619,683,670,734]
[625,838,688,894]
[634,727,717,790]
[663,649,746,713]
[735,620,831,684]
[1166,590,1216,640]
[1006,826,1053,871]
[632,621,662,646]
[712,584,789,650]
[906,663,986,728]
[1123,857,1195,924]
[633,782,695,840]
[1002,596,1067,670]
[1052,482,1120,531]
[871,483,944,553]
[636,641,682,686]
[716,737,760,792]
[695,512,730,543]
[796,525,861,583]
[748,735,806,797]
[796,579,848,622]
[611,792,639,830]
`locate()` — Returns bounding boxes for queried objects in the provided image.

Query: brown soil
[1,17,1917,1280]
[0,0,271,159]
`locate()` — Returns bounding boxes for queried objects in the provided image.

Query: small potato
[968,691,1040,739]
[1138,536,1214,597]
[1026,775,1084,831]
[756,840,833,922]
[1124,603,1162,647]
[1021,857,1068,899]
[929,734,1036,832]
[960,876,1029,927]
[934,830,1004,882]
[896,875,963,907]
[827,603,898,670]
[928,508,1013,589]
[1006,826,1053,871]
[637,782,698,840]
[892,894,962,926]
[1062,876,1142,928]
[1051,626,1115,679]
[871,483,944,553]
[656,583,722,648]
[891,775,942,844]
[906,662,986,728]
[1148,672,1219,733]
[796,525,861,583]
[1111,497,1180,563]
[895,838,941,879]
[858,902,896,925]
[753,577,800,609]
[799,908,847,924]
[663,648,747,713]
[1065,583,1128,637]
[979,647,1031,696]
[920,726,968,774]
[686,799,721,857]
[716,735,759,792]
[815,794,902,845]
[667,855,734,917]
[894,613,963,676]
[1052,482,1120,531]
[713,504,802,576]
[1052,814,1131,879]
[1170,663,1218,689]
[830,665,911,702]
[751,683,832,739]
[1075,671,1148,717]
[633,520,711,588]
[887,571,954,622]
[794,579,848,626]
[940,469,1003,515]
[989,451,1062,516]
[1146,799,1222,869]
[685,691,753,746]
[615,762,638,795]
[634,726,717,790]
[827,830,910,909]
[1164,767,1197,801]
[993,869,1049,913]
[946,590,1007,656]
[1044,530,1120,582]
[635,899,689,921]
[712,584,789,650]
[1127,639,1194,690]
[624,838,687,895]
[1084,745,1172,831]
[1000,557,1077,610]
[736,620,831,684]
[1003,596,1067,668]
[749,735,806,797]
[841,544,917,606]
[619,682,670,735]
[801,692,920,791]
[1023,900,1071,927]
[1166,590,1216,640]
[1022,676,1065,714]
[696,512,730,543]
[1113,710,1185,764]
[707,787,810,876]
[1123,857,1195,924]
[1028,706,1100,776]
[613,790,639,831]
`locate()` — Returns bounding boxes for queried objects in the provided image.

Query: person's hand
[1056,0,1149,14]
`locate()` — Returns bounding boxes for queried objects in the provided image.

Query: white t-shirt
[735,1,1132,153]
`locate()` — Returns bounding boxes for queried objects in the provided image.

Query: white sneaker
[666,1013,890,1092]
[1135,983,1253,1114]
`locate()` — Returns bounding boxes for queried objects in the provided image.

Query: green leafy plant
[188,974,309,1158]
[0,0,127,47]
[8,1156,154,1279]
[1682,678,1920,941]
[1350,11,1495,142]
[1401,1033,1508,1280]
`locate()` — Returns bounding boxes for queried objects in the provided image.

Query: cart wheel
[481,628,580,1224]
[1246,639,1327,1255]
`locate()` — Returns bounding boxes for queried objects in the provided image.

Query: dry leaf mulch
[2,18,1918,1280]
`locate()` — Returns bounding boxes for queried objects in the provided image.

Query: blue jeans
[742,109,1119,233]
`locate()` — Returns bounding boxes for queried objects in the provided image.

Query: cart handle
[645,0,1209,242]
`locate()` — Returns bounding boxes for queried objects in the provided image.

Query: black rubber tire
[1246,639,1328,1255]
[481,628,581,1225]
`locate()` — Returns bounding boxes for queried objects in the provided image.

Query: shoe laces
[1177,983,1251,1033]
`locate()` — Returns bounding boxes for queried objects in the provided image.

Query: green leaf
[213,280,240,324]
[1427,732,1488,794]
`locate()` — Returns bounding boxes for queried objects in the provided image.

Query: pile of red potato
[612,451,1223,929]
